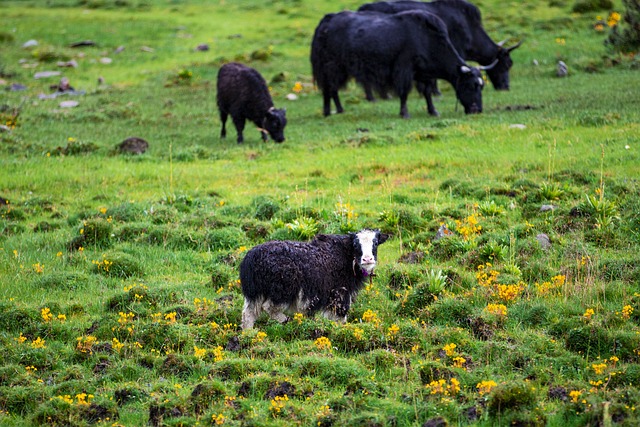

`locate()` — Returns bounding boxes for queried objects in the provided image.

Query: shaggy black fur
[310,10,485,118]
[216,62,287,143]
[239,230,389,328]
[359,0,522,91]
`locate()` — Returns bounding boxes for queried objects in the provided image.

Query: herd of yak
[216,0,522,143]
[218,0,523,327]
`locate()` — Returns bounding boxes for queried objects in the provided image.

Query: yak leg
[364,83,376,102]
[232,116,245,143]
[398,92,410,119]
[332,90,344,114]
[241,298,262,329]
[219,111,228,139]
[417,80,439,116]
[262,300,290,324]
[322,90,332,117]
[322,288,350,323]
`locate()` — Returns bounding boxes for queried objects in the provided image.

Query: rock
[22,39,38,48]
[434,223,454,241]
[540,204,556,212]
[69,40,96,47]
[536,233,552,250]
[117,137,149,155]
[9,83,27,91]
[0,125,11,132]
[99,57,112,64]
[140,46,154,52]
[59,100,79,108]
[114,46,125,54]
[556,61,568,77]
[195,43,209,51]
[57,60,78,68]
[509,124,526,129]
[34,71,61,79]
[286,93,298,101]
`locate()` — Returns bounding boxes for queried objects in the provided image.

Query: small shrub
[206,226,247,251]
[35,272,91,290]
[487,380,538,416]
[572,0,613,13]
[91,251,144,278]
[253,196,281,220]
[189,381,226,414]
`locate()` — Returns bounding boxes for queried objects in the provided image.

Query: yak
[359,0,522,91]
[311,10,486,117]
[239,229,389,329]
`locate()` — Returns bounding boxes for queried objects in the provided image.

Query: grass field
[1,0,640,425]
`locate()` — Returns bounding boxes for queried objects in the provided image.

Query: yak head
[455,65,485,114]
[486,40,523,90]
[262,107,287,143]
[351,229,390,276]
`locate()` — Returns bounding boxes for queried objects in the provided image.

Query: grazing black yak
[216,62,287,143]
[311,10,486,117]
[358,0,522,91]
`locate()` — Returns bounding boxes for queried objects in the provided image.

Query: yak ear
[377,231,390,244]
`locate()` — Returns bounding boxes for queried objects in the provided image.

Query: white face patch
[356,229,378,273]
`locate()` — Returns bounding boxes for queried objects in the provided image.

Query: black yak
[216,62,287,143]
[311,10,486,117]
[239,229,389,329]
[358,0,522,91]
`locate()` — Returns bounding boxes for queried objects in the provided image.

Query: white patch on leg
[262,299,290,324]
[241,298,262,329]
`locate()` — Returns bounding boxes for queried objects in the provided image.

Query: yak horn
[506,40,523,52]
[478,59,499,71]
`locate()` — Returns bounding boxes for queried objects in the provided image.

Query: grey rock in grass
[540,204,556,212]
[59,100,79,108]
[34,71,61,79]
[117,137,149,155]
[556,61,568,77]
[536,233,552,250]
[22,39,38,48]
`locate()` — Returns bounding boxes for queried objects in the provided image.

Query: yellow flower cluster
[362,309,380,325]
[31,337,46,349]
[32,263,44,274]
[476,263,499,287]
[212,413,226,425]
[583,308,595,321]
[387,324,400,337]
[426,378,460,396]
[570,390,582,403]
[253,331,268,344]
[270,395,289,416]
[194,345,207,358]
[353,327,365,341]
[497,283,525,302]
[485,303,507,317]
[213,346,224,362]
[608,11,621,27]
[443,343,457,357]
[194,297,212,312]
[294,313,304,324]
[455,214,481,240]
[53,394,93,406]
[76,335,97,354]
[621,305,634,320]
[314,336,332,351]
[92,258,113,272]
[476,380,497,396]
[112,338,124,352]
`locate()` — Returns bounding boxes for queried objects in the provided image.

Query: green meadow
[1,0,640,425]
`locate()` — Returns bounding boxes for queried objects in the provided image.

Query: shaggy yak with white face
[239,229,389,329]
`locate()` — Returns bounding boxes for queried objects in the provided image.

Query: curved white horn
[478,59,499,71]
[460,65,472,73]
